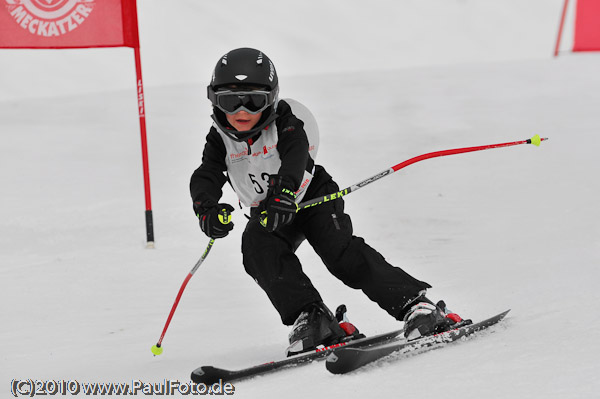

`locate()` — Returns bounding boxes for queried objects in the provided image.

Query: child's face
[226,110,263,132]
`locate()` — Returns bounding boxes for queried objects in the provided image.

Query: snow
[1,1,599,398]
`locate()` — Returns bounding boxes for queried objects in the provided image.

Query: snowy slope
[2,1,599,398]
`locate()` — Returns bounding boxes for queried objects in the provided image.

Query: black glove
[193,194,234,239]
[260,175,299,233]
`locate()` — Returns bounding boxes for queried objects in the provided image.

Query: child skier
[190,47,465,355]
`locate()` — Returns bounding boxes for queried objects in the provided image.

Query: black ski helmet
[208,48,279,142]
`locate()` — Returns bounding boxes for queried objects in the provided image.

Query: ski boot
[286,302,362,356]
[402,296,471,341]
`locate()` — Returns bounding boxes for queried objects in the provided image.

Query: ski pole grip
[218,207,232,225]
[259,211,268,228]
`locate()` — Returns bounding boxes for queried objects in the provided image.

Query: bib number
[249,173,270,194]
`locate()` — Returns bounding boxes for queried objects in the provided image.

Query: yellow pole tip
[151,345,163,356]
[530,134,542,146]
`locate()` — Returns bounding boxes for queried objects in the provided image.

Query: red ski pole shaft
[298,135,547,210]
[151,238,216,355]
[151,206,234,354]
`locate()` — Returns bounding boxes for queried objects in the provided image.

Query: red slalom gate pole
[134,45,155,248]
[298,135,548,210]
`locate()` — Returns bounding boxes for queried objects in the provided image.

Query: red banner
[0,0,139,49]
[573,0,600,51]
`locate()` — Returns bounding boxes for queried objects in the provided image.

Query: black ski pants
[242,165,431,325]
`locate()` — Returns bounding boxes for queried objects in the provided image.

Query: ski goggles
[208,88,277,115]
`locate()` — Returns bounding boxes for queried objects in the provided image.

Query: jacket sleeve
[275,101,313,190]
[190,128,228,203]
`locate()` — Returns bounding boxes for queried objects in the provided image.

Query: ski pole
[298,134,547,209]
[151,208,232,356]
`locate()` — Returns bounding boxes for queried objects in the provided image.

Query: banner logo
[4,0,95,37]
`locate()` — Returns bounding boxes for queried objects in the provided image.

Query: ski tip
[191,366,227,385]
[325,349,363,375]
[493,309,511,323]
[191,366,209,384]
[151,344,163,356]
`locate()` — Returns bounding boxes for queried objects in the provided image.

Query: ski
[326,309,510,374]
[190,328,403,384]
